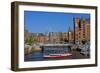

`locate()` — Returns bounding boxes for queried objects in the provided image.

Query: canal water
[24,52,44,61]
[24,47,70,61]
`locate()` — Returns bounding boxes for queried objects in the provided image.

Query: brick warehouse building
[24,17,90,45]
[74,17,90,44]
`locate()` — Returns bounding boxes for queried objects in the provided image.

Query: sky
[24,11,90,33]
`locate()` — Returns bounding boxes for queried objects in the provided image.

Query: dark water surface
[24,52,44,61]
[24,47,69,61]
[24,47,89,61]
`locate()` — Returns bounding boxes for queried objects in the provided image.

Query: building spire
[66,23,71,32]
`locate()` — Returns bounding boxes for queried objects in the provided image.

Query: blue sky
[24,11,90,33]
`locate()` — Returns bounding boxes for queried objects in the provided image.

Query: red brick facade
[25,18,90,44]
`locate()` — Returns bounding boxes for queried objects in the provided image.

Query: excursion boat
[43,47,72,58]
[44,53,72,58]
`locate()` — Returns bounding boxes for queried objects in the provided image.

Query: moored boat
[44,53,72,58]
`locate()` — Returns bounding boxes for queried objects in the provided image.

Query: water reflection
[24,47,69,61]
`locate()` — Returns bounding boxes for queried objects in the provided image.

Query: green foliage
[64,39,68,43]
[82,40,87,45]
[26,36,36,45]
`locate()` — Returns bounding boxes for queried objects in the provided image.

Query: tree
[64,39,68,43]
[26,36,36,45]
[82,40,86,45]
